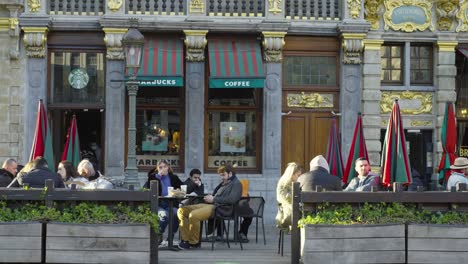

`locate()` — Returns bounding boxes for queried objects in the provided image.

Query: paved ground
[158,225,291,264]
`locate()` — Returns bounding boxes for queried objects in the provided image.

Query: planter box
[0,222,42,263]
[408,224,468,263]
[46,223,150,264]
[301,224,405,264]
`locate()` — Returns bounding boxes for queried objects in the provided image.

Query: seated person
[180,169,205,207]
[297,155,342,192]
[446,157,468,191]
[276,162,305,231]
[73,159,113,189]
[19,157,65,188]
[0,158,18,187]
[344,157,380,192]
[177,165,242,250]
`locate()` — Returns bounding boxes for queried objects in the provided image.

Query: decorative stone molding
[262,31,286,63]
[189,0,204,13]
[383,0,434,32]
[365,0,383,30]
[342,33,366,64]
[435,0,458,31]
[108,0,123,12]
[2,4,22,60]
[268,0,282,15]
[183,30,208,62]
[437,41,458,52]
[27,0,40,13]
[22,27,48,58]
[347,0,362,19]
[380,91,433,115]
[287,92,334,108]
[456,1,468,32]
[411,120,432,127]
[363,39,384,50]
[103,28,127,60]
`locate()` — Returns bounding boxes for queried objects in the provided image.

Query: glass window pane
[391,58,401,69]
[284,56,337,86]
[50,51,105,104]
[391,46,401,57]
[207,111,257,169]
[391,70,401,81]
[381,59,388,68]
[419,59,430,69]
[208,88,257,106]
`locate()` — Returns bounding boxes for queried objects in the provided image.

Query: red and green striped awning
[137,38,184,87]
[208,40,264,88]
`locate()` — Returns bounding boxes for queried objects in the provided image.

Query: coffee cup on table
[181,185,187,194]
[167,186,174,197]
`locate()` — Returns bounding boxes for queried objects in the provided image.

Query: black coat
[183,178,205,196]
[20,167,65,188]
[297,167,342,192]
[0,169,15,187]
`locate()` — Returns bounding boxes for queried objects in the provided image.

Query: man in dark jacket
[0,159,18,187]
[298,155,342,192]
[344,157,380,192]
[19,157,65,188]
[184,168,205,196]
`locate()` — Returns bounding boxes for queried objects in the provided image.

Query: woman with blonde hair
[275,162,305,231]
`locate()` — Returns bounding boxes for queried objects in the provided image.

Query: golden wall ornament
[456,1,468,32]
[342,33,366,64]
[365,0,383,30]
[268,0,282,15]
[108,0,123,12]
[411,120,432,127]
[437,41,458,52]
[347,0,362,19]
[287,92,334,108]
[23,27,48,58]
[435,0,458,31]
[262,31,286,63]
[28,0,41,13]
[190,0,204,13]
[103,28,127,60]
[383,0,434,32]
[184,30,208,62]
[380,91,433,115]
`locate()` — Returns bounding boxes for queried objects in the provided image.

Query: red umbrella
[61,115,81,167]
[381,100,412,187]
[343,113,369,184]
[29,99,55,165]
[438,102,457,184]
[326,119,344,179]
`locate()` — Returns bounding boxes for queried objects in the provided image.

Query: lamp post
[122,26,144,187]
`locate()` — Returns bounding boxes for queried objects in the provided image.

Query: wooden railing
[49,0,105,15]
[290,182,468,264]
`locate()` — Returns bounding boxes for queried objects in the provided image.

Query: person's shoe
[178,240,190,250]
[157,234,163,245]
[189,242,201,249]
[238,232,249,243]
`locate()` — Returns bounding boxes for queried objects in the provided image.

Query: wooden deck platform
[159,225,291,264]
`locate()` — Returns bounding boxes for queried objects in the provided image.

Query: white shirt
[446,172,468,191]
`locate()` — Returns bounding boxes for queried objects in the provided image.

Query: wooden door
[282,112,335,172]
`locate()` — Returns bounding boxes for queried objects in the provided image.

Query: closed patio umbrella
[437,102,457,185]
[343,113,369,184]
[29,99,55,165]
[61,115,81,167]
[326,118,344,179]
[381,100,412,187]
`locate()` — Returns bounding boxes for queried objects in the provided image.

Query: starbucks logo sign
[68,68,89,89]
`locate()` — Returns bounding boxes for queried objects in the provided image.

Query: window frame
[380,43,404,85]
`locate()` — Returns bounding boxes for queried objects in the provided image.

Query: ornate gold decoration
[456,1,468,32]
[287,92,334,108]
[108,0,123,12]
[190,0,204,13]
[437,41,458,52]
[28,0,41,13]
[383,0,434,32]
[363,39,384,50]
[184,30,208,62]
[342,33,366,64]
[435,0,458,31]
[103,28,127,60]
[22,27,48,58]
[380,91,433,115]
[411,120,432,127]
[365,0,383,30]
[268,0,282,15]
[347,0,362,19]
[262,31,286,63]
[382,119,388,126]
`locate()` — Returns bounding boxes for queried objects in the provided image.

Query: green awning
[208,40,264,88]
[137,37,184,87]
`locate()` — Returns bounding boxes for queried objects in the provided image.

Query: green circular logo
[68,68,89,89]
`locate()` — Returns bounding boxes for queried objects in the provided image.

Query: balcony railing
[46,0,342,20]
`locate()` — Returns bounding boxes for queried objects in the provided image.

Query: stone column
[261,31,286,224]
[22,27,48,163]
[339,33,366,164]
[435,40,458,181]
[183,30,207,177]
[103,28,127,178]
[362,39,383,167]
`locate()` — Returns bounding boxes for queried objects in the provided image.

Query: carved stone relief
[23,27,48,58]
[262,31,286,63]
[380,91,433,115]
[184,30,208,62]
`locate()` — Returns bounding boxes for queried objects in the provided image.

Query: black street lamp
[122,26,144,187]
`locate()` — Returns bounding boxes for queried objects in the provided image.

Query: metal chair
[236,196,266,244]
[210,204,243,250]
